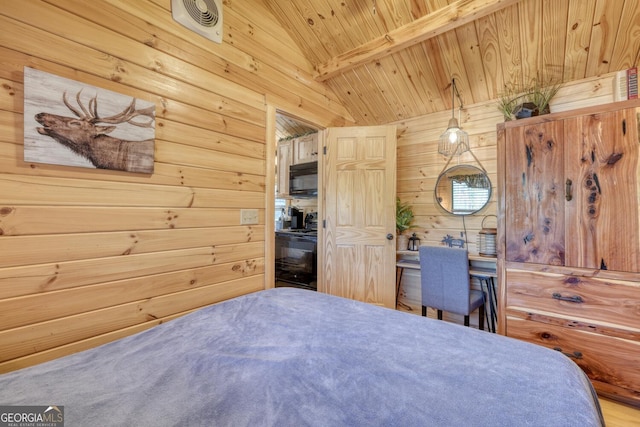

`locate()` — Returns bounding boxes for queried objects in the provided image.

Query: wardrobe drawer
[506,316,640,401]
[506,270,640,329]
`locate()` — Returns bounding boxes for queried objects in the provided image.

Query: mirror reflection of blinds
[451,181,490,214]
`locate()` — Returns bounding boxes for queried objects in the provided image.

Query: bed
[0,288,604,426]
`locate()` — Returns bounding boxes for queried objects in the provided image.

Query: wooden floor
[599,398,640,426]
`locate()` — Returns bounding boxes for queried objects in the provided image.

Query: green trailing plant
[497,74,562,121]
[277,131,317,142]
[396,197,415,234]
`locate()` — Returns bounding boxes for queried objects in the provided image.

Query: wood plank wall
[394,71,622,312]
[0,0,351,372]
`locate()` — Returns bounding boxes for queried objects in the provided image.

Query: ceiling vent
[172,0,223,44]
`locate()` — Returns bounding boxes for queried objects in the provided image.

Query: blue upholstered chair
[419,245,485,330]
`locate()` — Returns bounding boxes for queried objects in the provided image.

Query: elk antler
[95,98,155,128]
[62,90,154,128]
[62,90,97,120]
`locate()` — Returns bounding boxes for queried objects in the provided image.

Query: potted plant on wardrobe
[396,197,415,251]
[497,74,562,121]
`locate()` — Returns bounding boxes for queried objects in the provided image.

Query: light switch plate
[240,209,259,225]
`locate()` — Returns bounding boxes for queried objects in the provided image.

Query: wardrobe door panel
[504,121,565,265]
[564,108,640,272]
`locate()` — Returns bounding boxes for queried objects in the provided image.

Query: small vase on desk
[396,234,408,251]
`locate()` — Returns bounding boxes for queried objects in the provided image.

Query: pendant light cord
[451,78,456,120]
[439,77,487,175]
[452,78,463,109]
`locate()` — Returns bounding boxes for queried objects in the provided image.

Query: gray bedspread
[0,288,603,426]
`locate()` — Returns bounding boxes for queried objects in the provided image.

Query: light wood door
[321,125,397,308]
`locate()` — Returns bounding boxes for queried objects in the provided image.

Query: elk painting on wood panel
[23,67,155,174]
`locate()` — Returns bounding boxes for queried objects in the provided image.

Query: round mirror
[435,165,492,215]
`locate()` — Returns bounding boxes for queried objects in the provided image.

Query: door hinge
[322,219,326,228]
[323,146,327,155]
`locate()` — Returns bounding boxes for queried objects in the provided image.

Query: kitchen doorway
[268,108,321,289]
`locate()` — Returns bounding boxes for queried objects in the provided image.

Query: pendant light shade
[438,78,469,157]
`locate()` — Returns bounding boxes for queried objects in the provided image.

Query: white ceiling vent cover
[172,0,223,44]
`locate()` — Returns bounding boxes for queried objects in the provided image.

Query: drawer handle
[565,179,573,201]
[553,347,583,359]
[552,293,583,303]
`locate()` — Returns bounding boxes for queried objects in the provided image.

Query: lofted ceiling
[275,113,318,141]
[265,0,640,129]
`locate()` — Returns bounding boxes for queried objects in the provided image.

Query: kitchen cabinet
[276,139,292,198]
[277,133,318,198]
[292,133,318,164]
[497,99,640,406]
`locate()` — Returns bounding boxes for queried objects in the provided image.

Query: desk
[397,251,496,264]
[396,250,498,332]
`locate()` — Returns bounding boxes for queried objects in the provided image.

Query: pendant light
[438,78,469,158]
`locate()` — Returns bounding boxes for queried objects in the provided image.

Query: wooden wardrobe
[496,99,640,406]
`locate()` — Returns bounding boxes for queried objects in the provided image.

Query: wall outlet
[240,209,259,225]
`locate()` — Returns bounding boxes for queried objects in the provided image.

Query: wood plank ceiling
[265,0,640,127]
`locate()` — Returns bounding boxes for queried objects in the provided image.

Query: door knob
[386,233,394,240]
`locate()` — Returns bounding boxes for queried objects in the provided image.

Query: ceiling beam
[314,0,522,82]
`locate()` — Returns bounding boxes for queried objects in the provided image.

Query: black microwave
[289,161,317,197]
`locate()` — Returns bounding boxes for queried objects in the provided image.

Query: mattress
[0,288,604,426]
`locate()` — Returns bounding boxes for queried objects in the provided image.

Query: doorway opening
[272,111,322,290]
[275,112,319,225]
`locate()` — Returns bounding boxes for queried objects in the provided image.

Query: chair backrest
[419,245,471,315]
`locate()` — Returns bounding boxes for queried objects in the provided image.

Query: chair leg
[478,304,485,331]
[422,306,427,317]
[437,310,443,320]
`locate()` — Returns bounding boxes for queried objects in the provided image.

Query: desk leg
[488,277,497,331]
[484,278,496,333]
[476,277,496,333]
[483,280,491,332]
[395,267,412,311]
[396,266,403,305]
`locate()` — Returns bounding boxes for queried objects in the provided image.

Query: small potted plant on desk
[396,197,415,251]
